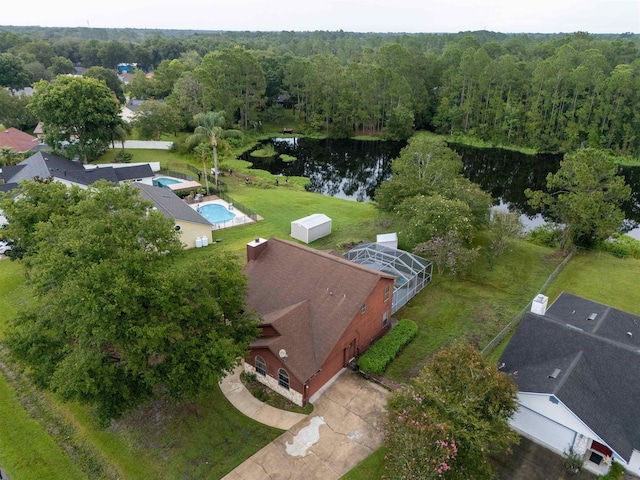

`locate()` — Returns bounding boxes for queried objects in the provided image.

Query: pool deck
[189,195,259,230]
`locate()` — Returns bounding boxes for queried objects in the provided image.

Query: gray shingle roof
[1,152,153,187]
[131,183,212,226]
[499,292,640,461]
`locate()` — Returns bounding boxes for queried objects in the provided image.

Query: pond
[242,138,640,238]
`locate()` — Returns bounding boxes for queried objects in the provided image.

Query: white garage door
[511,407,576,453]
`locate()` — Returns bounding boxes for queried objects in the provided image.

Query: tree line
[1,29,640,153]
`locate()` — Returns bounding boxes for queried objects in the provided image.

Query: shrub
[600,461,624,480]
[599,235,640,259]
[528,225,561,248]
[115,151,133,163]
[359,319,418,375]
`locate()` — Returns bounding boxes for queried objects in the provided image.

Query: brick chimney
[247,238,268,262]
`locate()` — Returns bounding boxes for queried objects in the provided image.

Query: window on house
[361,303,366,314]
[382,311,388,327]
[278,368,290,390]
[384,285,390,302]
[255,355,266,376]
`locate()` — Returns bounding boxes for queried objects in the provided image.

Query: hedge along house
[243,237,395,406]
[344,242,432,314]
[499,293,640,476]
[132,183,213,249]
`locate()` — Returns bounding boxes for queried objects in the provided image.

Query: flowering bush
[383,343,518,479]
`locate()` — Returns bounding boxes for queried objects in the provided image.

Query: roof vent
[627,332,633,338]
[548,368,561,379]
[587,313,597,321]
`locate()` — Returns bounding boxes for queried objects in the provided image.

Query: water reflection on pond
[242,138,640,238]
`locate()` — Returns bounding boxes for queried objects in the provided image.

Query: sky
[3,0,639,34]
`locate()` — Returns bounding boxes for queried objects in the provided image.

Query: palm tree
[186,111,243,193]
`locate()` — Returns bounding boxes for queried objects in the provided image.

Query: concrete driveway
[222,369,389,480]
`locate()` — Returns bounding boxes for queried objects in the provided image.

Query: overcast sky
[4,0,639,33]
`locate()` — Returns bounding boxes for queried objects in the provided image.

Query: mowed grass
[0,260,85,480]
[340,447,386,480]
[544,251,640,313]
[384,240,560,382]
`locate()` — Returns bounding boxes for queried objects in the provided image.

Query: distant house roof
[1,152,153,188]
[0,128,40,153]
[500,292,640,462]
[244,238,395,383]
[131,183,212,226]
[125,99,147,113]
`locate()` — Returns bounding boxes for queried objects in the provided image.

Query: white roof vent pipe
[531,294,549,315]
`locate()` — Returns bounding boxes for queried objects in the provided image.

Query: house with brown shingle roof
[243,237,396,406]
[0,128,40,153]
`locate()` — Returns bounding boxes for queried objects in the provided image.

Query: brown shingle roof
[0,128,39,153]
[244,238,395,383]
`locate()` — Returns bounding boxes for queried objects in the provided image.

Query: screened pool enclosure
[344,243,432,314]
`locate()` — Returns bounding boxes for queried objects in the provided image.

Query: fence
[114,140,173,150]
[481,250,574,357]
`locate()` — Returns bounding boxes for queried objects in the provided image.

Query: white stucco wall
[244,361,303,406]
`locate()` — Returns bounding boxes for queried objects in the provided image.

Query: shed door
[511,407,576,453]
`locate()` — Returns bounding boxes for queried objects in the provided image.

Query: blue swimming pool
[198,204,236,224]
[154,177,183,187]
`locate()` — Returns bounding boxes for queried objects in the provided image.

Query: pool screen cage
[344,242,432,314]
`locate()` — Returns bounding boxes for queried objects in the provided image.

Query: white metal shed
[291,214,332,244]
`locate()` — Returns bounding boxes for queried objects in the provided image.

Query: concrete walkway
[220,366,308,430]
[222,369,389,480]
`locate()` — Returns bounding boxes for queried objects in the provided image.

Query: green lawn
[384,240,560,382]
[0,261,86,480]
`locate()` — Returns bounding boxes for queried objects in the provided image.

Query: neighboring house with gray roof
[131,183,212,249]
[499,292,640,476]
[1,152,154,191]
[243,237,396,406]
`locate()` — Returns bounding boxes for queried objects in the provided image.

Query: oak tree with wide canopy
[5,181,258,420]
[29,76,124,163]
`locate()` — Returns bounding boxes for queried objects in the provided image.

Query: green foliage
[598,235,640,259]
[359,320,418,375]
[132,99,184,140]
[526,148,631,249]
[115,150,133,162]
[0,52,31,89]
[562,447,584,471]
[528,225,562,248]
[196,48,266,129]
[49,56,75,76]
[383,104,415,141]
[250,144,276,158]
[384,343,519,480]
[489,211,523,257]
[599,462,625,480]
[414,230,480,277]
[377,134,490,247]
[29,76,125,163]
[280,154,297,162]
[0,89,38,130]
[5,181,258,421]
[83,66,126,104]
[240,372,314,415]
